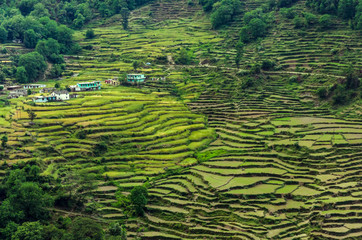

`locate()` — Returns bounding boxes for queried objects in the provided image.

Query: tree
[18,0,37,16]
[120,7,130,30]
[55,83,60,88]
[305,12,318,25]
[15,66,28,83]
[175,48,193,65]
[18,52,47,82]
[23,29,39,48]
[0,71,5,84]
[27,89,32,95]
[9,182,53,220]
[30,3,50,18]
[71,217,104,240]
[12,221,43,240]
[0,27,8,43]
[235,42,244,68]
[1,135,7,148]
[73,13,85,29]
[293,16,306,28]
[26,109,37,122]
[132,60,140,71]
[344,66,360,89]
[319,14,333,29]
[36,38,61,61]
[130,185,148,216]
[338,0,356,19]
[85,29,95,39]
[248,18,267,39]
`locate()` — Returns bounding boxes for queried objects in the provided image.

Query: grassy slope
[0,0,361,239]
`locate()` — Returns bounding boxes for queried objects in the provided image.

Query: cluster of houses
[3,73,158,103]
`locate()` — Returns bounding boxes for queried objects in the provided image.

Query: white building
[23,84,46,89]
[51,90,70,101]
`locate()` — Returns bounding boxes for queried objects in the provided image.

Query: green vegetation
[0,0,361,239]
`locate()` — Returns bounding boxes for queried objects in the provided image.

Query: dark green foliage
[277,0,298,8]
[1,135,8,148]
[71,217,104,240]
[338,0,356,19]
[0,71,6,83]
[293,15,307,28]
[26,109,37,122]
[109,222,127,239]
[344,65,360,89]
[121,7,130,30]
[130,186,148,216]
[73,13,85,29]
[317,87,328,98]
[0,27,8,43]
[319,14,333,29]
[30,3,50,18]
[235,42,244,68]
[94,141,108,156]
[27,89,31,95]
[240,18,267,43]
[48,64,66,79]
[12,221,43,240]
[280,7,297,19]
[19,0,37,16]
[261,59,276,70]
[18,52,47,82]
[86,29,95,39]
[304,12,319,25]
[36,38,62,63]
[210,0,241,29]
[23,29,39,48]
[15,66,28,83]
[175,48,194,65]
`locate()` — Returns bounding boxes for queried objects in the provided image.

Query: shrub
[261,59,276,70]
[317,87,328,99]
[85,29,95,39]
[280,7,296,19]
[319,14,333,29]
[304,12,318,25]
[293,16,307,28]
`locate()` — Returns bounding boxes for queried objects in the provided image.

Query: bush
[304,12,318,25]
[319,14,333,29]
[261,59,276,70]
[280,7,296,19]
[317,87,328,99]
[175,48,194,65]
[85,29,95,39]
[293,16,307,28]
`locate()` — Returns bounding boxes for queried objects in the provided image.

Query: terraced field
[0,0,361,239]
[138,75,362,239]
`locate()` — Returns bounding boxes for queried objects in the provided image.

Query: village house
[105,78,120,86]
[8,89,27,99]
[23,84,46,89]
[33,95,57,103]
[40,87,56,93]
[69,81,101,92]
[127,74,146,84]
[6,85,22,91]
[51,90,70,101]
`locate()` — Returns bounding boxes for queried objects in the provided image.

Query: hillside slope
[0,0,361,239]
